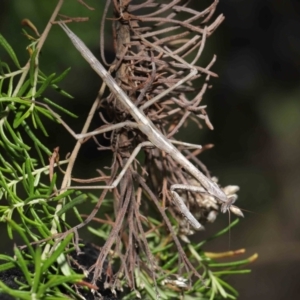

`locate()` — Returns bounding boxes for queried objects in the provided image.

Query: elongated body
[58,23,230,208]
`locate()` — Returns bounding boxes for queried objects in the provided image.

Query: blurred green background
[1,1,300,299]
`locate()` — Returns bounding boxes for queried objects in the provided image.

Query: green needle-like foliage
[0,24,89,299]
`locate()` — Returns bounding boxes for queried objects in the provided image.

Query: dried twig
[44,0,243,290]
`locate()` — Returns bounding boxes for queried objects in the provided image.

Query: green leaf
[17,79,31,97]
[25,158,34,196]
[31,110,48,135]
[0,281,32,300]
[195,218,240,249]
[33,168,41,187]
[71,205,83,223]
[29,207,52,237]
[50,84,73,99]
[216,277,239,297]
[40,233,73,274]
[21,162,30,194]
[42,97,77,118]
[0,123,23,152]
[7,74,13,97]
[213,269,251,275]
[0,34,21,68]
[4,121,31,150]
[20,218,44,242]
[88,226,110,239]
[51,67,71,84]
[45,173,57,196]
[152,243,173,254]
[22,120,51,155]
[162,251,178,270]
[32,247,42,293]
[34,73,56,98]
[13,106,32,128]
[35,105,56,121]
[0,261,15,272]
[0,96,30,105]
[29,48,38,87]
[0,170,17,203]
[209,271,228,298]
[7,218,35,257]
[14,246,32,286]
[0,254,15,262]
[209,257,253,268]
[52,190,75,201]
[57,194,87,217]
[37,275,82,297]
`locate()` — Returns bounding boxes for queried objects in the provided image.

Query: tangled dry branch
[54,0,241,291]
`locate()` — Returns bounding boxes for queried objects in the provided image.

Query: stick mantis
[55,22,243,230]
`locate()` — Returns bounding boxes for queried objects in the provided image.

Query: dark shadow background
[1,1,300,299]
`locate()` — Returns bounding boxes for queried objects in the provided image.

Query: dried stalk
[50,0,242,291]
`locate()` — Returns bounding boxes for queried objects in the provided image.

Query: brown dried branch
[93,0,226,286]
[49,0,239,293]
